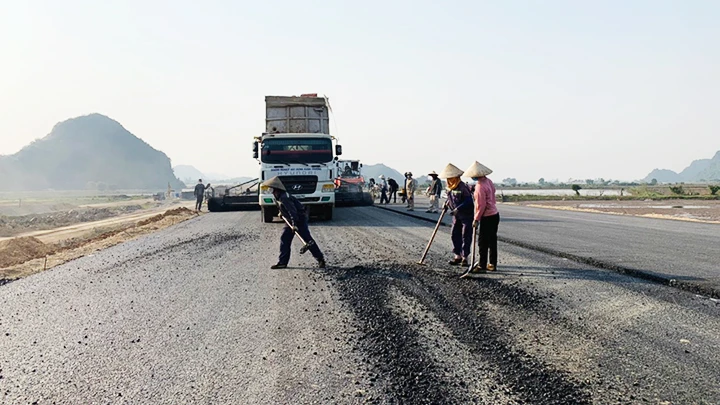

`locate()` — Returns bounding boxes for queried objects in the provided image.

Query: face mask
[447,177,461,190]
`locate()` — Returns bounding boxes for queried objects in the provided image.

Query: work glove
[473,220,478,228]
[450,209,458,216]
[291,224,298,232]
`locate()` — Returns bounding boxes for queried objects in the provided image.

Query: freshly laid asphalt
[379,197,720,297]
[1,205,719,404]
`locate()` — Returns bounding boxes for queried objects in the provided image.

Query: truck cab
[253,95,342,222]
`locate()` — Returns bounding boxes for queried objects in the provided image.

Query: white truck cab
[253,95,342,222]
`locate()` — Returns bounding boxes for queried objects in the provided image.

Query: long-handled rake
[459,225,479,279]
[417,204,448,265]
[278,213,314,254]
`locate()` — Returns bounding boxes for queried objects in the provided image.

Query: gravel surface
[378,197,720,298]
[1,207,719,404]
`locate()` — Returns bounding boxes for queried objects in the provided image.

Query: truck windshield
[261,138,333,164]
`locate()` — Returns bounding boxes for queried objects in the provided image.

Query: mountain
[0,114,185,191]
[643,150,720,183]
[362,164,405,183]
[173,165,205,184]
[643,169,682,184]
[173,165,234,185]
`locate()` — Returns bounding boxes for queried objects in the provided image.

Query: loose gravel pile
[323,263,592,404]
[0,205,144,237]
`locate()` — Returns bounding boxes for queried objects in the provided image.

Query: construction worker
[405,172,418,211]
[379,175,390,205]
[440,163,474,266]
[263,176,326,269]
[388,178,399,203]
[426,171,443,213]
[194,179,210,212]
[464,161,499,272]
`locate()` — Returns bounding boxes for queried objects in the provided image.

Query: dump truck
[253,94,342,222]
[334,160,374,207]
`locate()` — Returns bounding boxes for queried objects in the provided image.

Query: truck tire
[262,207,275,223]
[324,205,334,221]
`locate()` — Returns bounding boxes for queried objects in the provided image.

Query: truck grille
[296,197,321,203]
[280,176,318,195]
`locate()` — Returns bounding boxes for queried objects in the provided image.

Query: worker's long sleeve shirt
[474,177,498,220]
[277,192,306,225]
[447,182,474,215]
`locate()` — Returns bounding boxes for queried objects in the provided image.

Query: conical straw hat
[464,161,493,178]
[428,171,439,176]
[262,176,286,191]
[439,163,464,179]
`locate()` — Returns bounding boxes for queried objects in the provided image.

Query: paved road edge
[373,204,720,299]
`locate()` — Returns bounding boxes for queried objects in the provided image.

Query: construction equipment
[254,94,341,222]
[418,203,448,265]
[334,160,374,207]
[207,178,261,212]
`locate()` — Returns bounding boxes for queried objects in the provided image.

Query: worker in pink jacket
[464,161,499,272]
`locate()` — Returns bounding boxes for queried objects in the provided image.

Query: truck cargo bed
[265,95,329,134]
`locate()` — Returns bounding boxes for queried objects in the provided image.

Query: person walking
[379,175,390,205]
[440,163,474,266]
[405,172,418,211]
[194,179,210,212]
[263,176,326,270]
[464,161,499,272]
[388,178,399,203]
[426,171,443,213]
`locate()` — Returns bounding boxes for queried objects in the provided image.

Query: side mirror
[252,141,258,152]
[253,151,258,159]
[335,145,343,156]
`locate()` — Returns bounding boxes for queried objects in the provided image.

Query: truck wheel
[324,205,334,221]
[262,207,275,223]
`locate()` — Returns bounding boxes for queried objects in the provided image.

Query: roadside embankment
[0,207,195,282]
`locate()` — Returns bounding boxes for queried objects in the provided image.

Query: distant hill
[173,165,236,185]
[644,150,720,183]
[644,169,682,184]
[362,164,405,183]
[173,165,206,184]
[0,114,185,191]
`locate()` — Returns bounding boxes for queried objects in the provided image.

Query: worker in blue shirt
[263,176,326,269]
[440,164,474,266]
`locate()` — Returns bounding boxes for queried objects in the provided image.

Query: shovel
[460,224,479,279]
[278,213,314,254]
[418,203,448,265]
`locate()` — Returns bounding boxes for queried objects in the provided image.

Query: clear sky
[1,0,718,182]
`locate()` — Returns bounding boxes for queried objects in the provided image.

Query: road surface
[381,197,720,297]
[1,207,719,404]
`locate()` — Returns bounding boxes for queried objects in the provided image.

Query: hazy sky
[1,0,718,182]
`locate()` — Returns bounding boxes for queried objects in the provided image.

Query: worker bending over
[263,176,326,269]
[440,164,474,266]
